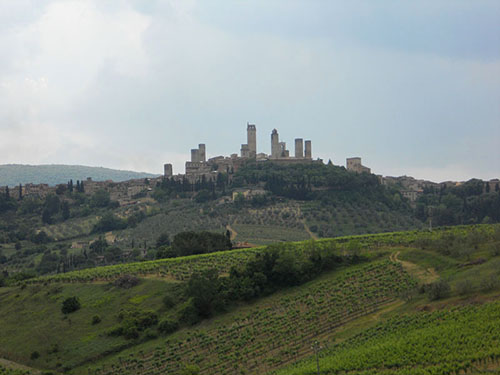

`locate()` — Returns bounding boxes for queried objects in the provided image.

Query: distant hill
[0,164,160,186]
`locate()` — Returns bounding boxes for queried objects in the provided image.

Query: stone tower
[247,123,257,158]
[164,163,173,177]
[271,129,280,158]
[191,149,200,162]
[240,144,250,158]
[295,138,304,158]
[198,144,206,163]
[305,140,312,159]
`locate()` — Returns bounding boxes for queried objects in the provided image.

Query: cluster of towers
[164,123,315,179]
[190,144,206,163]
[270,128,312,160]
[239,123,313,160]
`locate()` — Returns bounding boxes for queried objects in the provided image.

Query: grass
[232,223,311,244]
[1,224,499,374]
[0,279,178,371]
[74,258,414,375]
[398,249,459,272]
[40,216,98,241]
[275,300,500,375]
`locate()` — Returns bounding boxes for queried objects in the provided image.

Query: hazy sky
[0,0,499,182]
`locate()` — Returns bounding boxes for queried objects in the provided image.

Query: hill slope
[0,225,499,375]
[0,164,159,187]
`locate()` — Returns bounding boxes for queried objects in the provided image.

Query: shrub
[110,309,159,339]
[113,275,140,289]
[480,274,500,292]
[91,315,101,325]
[61,296,81,314]
[156,233,171,247]
[158,319,179,335]
[122,325,139,340]
[30,351,40,360]
[163,293,176,308]
[455,279,473,295]
[425,280,451,301]
[48,343,59,354]
[178,299,200,325]
[489,242,500,257]
[144,328,158,339]
[92,213,127,233]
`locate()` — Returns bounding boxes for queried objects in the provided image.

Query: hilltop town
[165,123,374,179]
[1,123,499,206]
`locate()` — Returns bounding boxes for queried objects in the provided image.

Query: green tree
[61,201,70,220]
[91,189,111,208]
[92,213,127,233]
[156,233,171,247]
[42,208,52,224]
[89,237,108,254]
[61,296,81,314]
[186,269,224,318]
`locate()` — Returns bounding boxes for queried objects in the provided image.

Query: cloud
[0,0,498,180]
[0,0,151,166]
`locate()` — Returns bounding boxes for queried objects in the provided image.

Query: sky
[0,0,499,182]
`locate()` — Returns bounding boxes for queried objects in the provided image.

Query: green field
[78,260,413,375]
[0,367,31,375]
[0,224,499,375]
[232,223,311,244]
[276,301,500,375]
[0,279,177,370]
[23,224,498,285]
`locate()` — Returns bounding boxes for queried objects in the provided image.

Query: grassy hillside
[79,259,412,375]
[0,224,499,375]
[275,225,500,375]
[0,279,175,371]
[3,163,496,279]
[0,164,159,187]
[276,300,500,375]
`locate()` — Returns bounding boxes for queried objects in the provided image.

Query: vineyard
[0,365,32,375]
[79,260,415,375]
[26,247,262,284]
[26,224,499,285]
[231,224,310,244]
[277,300,500,375]
[40,216,98,241]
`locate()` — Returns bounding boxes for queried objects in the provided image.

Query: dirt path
[302,220,318,240]
[391,251,439,284]
[226,224,238,241]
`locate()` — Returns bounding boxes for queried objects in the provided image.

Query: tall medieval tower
[247,123,257,158]
[271,129,280,158]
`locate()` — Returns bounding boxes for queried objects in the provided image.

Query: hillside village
[2,124,498,206]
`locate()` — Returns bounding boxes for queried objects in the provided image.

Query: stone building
[346,157,371,174]
[305,140,312,159]
[271,129,280,158]
[165,123,317,182]
[240,123,257,158]
[164,164,173,178]
[295,138,304,158]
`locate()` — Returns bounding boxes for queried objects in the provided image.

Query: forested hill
[0,164,159,186]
